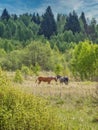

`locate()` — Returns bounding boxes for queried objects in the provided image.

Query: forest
[0,6,97,80]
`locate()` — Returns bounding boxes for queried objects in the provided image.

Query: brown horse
[36,76,57,84]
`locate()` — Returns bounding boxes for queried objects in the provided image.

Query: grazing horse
[36,76,57,84]
[57,75,69,85]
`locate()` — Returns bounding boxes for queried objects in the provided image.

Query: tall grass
[0,70,63,130]
[0,85,65,130]
[0,70,98,130]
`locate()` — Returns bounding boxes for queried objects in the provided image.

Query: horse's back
[38,76,48,81]
[37,76,57,83]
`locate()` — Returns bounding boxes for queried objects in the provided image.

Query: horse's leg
[64,80,68,85]
[38,80,41,84]
[35,78,38,83]
[48,80,51,84]
[66,81,68,85]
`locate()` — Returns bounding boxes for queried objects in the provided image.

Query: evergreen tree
[13,14,18,20]
[36,13,40,24]
[64,11,81,34]
[80,12,88,34]
[1,8,10,21]
[0,22,5,37]
[31,13,41,25]
[88,18,97,42]
[31,13,36,23]
[11,14,18,20]
[39,6,57,39]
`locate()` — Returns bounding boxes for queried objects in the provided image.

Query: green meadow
[0,70,98,130]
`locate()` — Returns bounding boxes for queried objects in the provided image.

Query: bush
[0,85,62,130]
[0,69,62,130]
[0,67,10,87]
[54,64,63,75]
[33,62,41,75]
[13,70,23,83]
[21,65,30,79]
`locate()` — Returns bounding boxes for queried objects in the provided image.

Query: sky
[0,0,98,21]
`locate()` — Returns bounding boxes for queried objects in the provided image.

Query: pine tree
[80,12,88,34]
[1,8,10,21]
[0,22,5,37]
[31,13,36,23]
[39,6,57,39]
[31,13,40,25]
[36,13,40,24]
[64,11,81,34]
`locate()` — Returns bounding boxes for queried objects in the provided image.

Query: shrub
[13,70,23,83]
[21,65,30,79]
[0,67,10,87]
[0,86,62,130]
[54,64,63,75]
[33,62,41,75]
[0,67,62,130]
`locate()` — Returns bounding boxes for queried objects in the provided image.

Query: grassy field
[8,71,97,130]
[5,71,98,130]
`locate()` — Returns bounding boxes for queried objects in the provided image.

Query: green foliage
[0,38,22,52]
[1,8,10,21]
[54,64,63,75]
[0,7,98,43]
[0,49,6,57]
[0,67,10,87]
[24,41,56,70]
[39,6,57,39]
[57,14,66,34]
[1,50,23,70]
[0,40,65,71]
[0,7,98,80]
[31,13,41,25]
[13,70,23,83]
[80,12,88,34]
[0,22,5,37]
[0,86,62,130]
[0,40,13,52]
[19,13,31,26]
[71,40,98,80]
[64,11,81,34]
[21,65,31,78]
[33,62,41,75]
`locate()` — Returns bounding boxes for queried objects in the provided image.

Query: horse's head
[56,75,61,79]
[51,77,57,82]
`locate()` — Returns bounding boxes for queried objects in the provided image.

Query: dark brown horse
[36,76,57,84]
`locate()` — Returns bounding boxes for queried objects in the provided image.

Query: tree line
[0,7,98,43]
[0,6,98,81]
